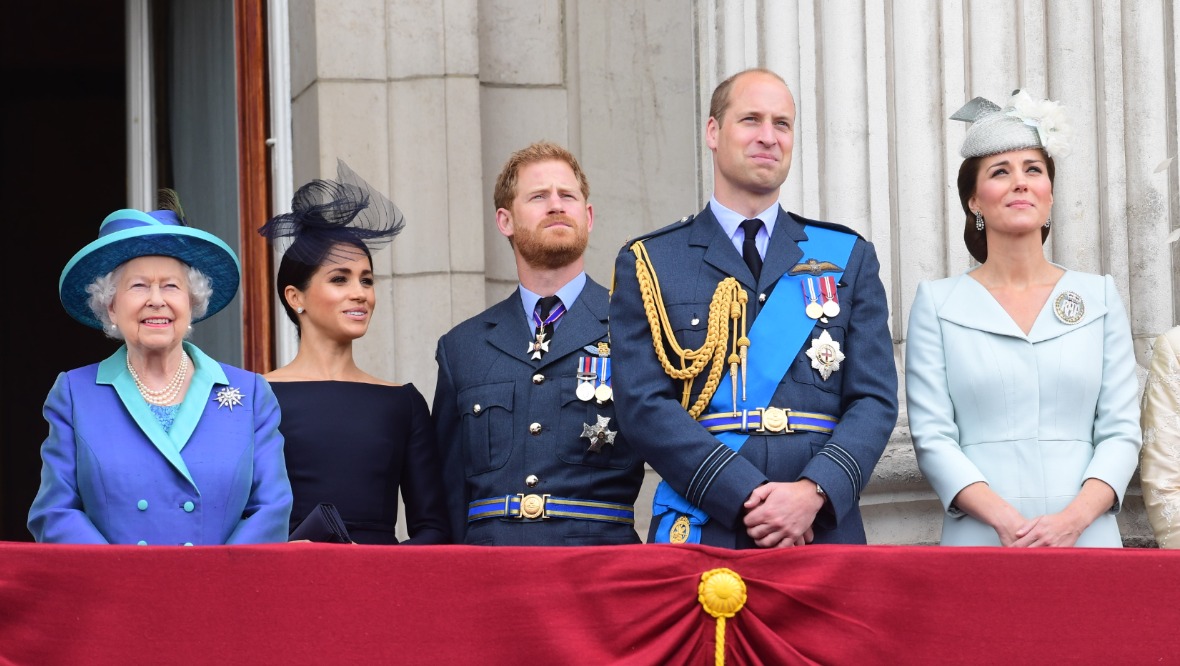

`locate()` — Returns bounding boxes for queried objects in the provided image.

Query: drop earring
[974,210,984,232]
[1044,216,1052,229]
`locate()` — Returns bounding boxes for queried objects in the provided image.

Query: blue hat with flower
[59,206,241,330]
[952,90,1074,159]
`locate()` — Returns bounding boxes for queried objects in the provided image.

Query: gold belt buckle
[517,493,549,519]
[760,407,793,433]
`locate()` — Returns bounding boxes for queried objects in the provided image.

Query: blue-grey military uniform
[432,277,645,545]
[609,205,898,547]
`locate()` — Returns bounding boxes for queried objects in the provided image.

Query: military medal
[805,329,845,380]
[581,414,617,453]
[1053,290,1085,325]
[528,330,550,360]
[595,356,613,403]
[577,357,597,401]
[802,278,823,319]
[820,276,841,318]
[528,299,567,360]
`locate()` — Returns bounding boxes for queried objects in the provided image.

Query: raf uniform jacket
[433,277,645,546]
[609,205,898,547]
[28,341,294,545]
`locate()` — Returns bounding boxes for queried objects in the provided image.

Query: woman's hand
[1010,513,1085,547]
[1010,478,1116,547]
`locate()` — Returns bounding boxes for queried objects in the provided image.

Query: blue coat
[432,278,645,545]
[905,270,1141,546]
[609,206,898,547]
[28,342,293,545]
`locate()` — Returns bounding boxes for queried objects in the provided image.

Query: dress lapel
[98,347,196,487]
[937,270,1107,342]
[1027,271,1108,343]
[170,341,228,452]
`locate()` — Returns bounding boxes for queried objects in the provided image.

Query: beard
[513,214,589,270]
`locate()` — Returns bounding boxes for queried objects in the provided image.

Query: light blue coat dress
[28,341,293,545]
[905,270,1141,547]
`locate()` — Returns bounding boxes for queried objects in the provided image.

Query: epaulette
[787,211,865,241]
[618,214,696,251]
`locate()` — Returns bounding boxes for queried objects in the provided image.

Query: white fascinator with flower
[952,89,1074,159]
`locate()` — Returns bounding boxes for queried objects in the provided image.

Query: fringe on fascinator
[259,159,406,266]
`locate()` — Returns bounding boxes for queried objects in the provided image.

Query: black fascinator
[259,159,406,266]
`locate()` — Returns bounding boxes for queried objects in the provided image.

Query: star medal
[805,330,845,381]
[528,329,550,360]
[577,356,597,401]
[581,414,617,453]
[1053,291,1084,325]
[594,356,613,403]
[801,277,823,319]
[214,386,244,411]
[820,275,841,318]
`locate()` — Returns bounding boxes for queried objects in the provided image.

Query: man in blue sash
[610,68,898,547]
[433,141,645,545]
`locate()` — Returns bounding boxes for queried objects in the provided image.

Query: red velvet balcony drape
[1,542,1176,665]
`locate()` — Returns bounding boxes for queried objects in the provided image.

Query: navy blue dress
[271,381,449,545]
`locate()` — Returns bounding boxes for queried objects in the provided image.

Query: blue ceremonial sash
[653,225,857,543]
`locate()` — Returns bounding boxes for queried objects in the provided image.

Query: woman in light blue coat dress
[906,91,1141,547]
[28,193,293,545]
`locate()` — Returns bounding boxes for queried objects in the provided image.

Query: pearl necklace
[127,352,190,406]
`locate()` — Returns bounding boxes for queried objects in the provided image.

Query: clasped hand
[742,481,824,548]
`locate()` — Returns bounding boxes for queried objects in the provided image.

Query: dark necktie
[740,218,764,281]
[535,295,562,335]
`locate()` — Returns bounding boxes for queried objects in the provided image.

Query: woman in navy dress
[260,160,449,545]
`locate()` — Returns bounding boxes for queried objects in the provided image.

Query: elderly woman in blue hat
[905,91,1141,547]
[28,193,293,545]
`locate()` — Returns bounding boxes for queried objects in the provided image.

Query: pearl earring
[974,210,984,232]
[296,307,304,314]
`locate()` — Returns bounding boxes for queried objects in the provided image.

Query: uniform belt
[468,494,635,524]
[697,407,838,435]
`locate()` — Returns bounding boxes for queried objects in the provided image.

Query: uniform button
[184,542,194,547]
[137,499,148,511]
[690,317,700,326]
[529,422,542,435]
[525,474,540,487]
[137,540,148,546]
[758,293,767,303]
[532,373,545,384]
[183,501,195,513]
[473,404,482,415]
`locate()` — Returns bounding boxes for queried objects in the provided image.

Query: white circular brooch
[1053,291,1085,325]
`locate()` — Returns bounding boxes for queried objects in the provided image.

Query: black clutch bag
[289,503,352,543]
